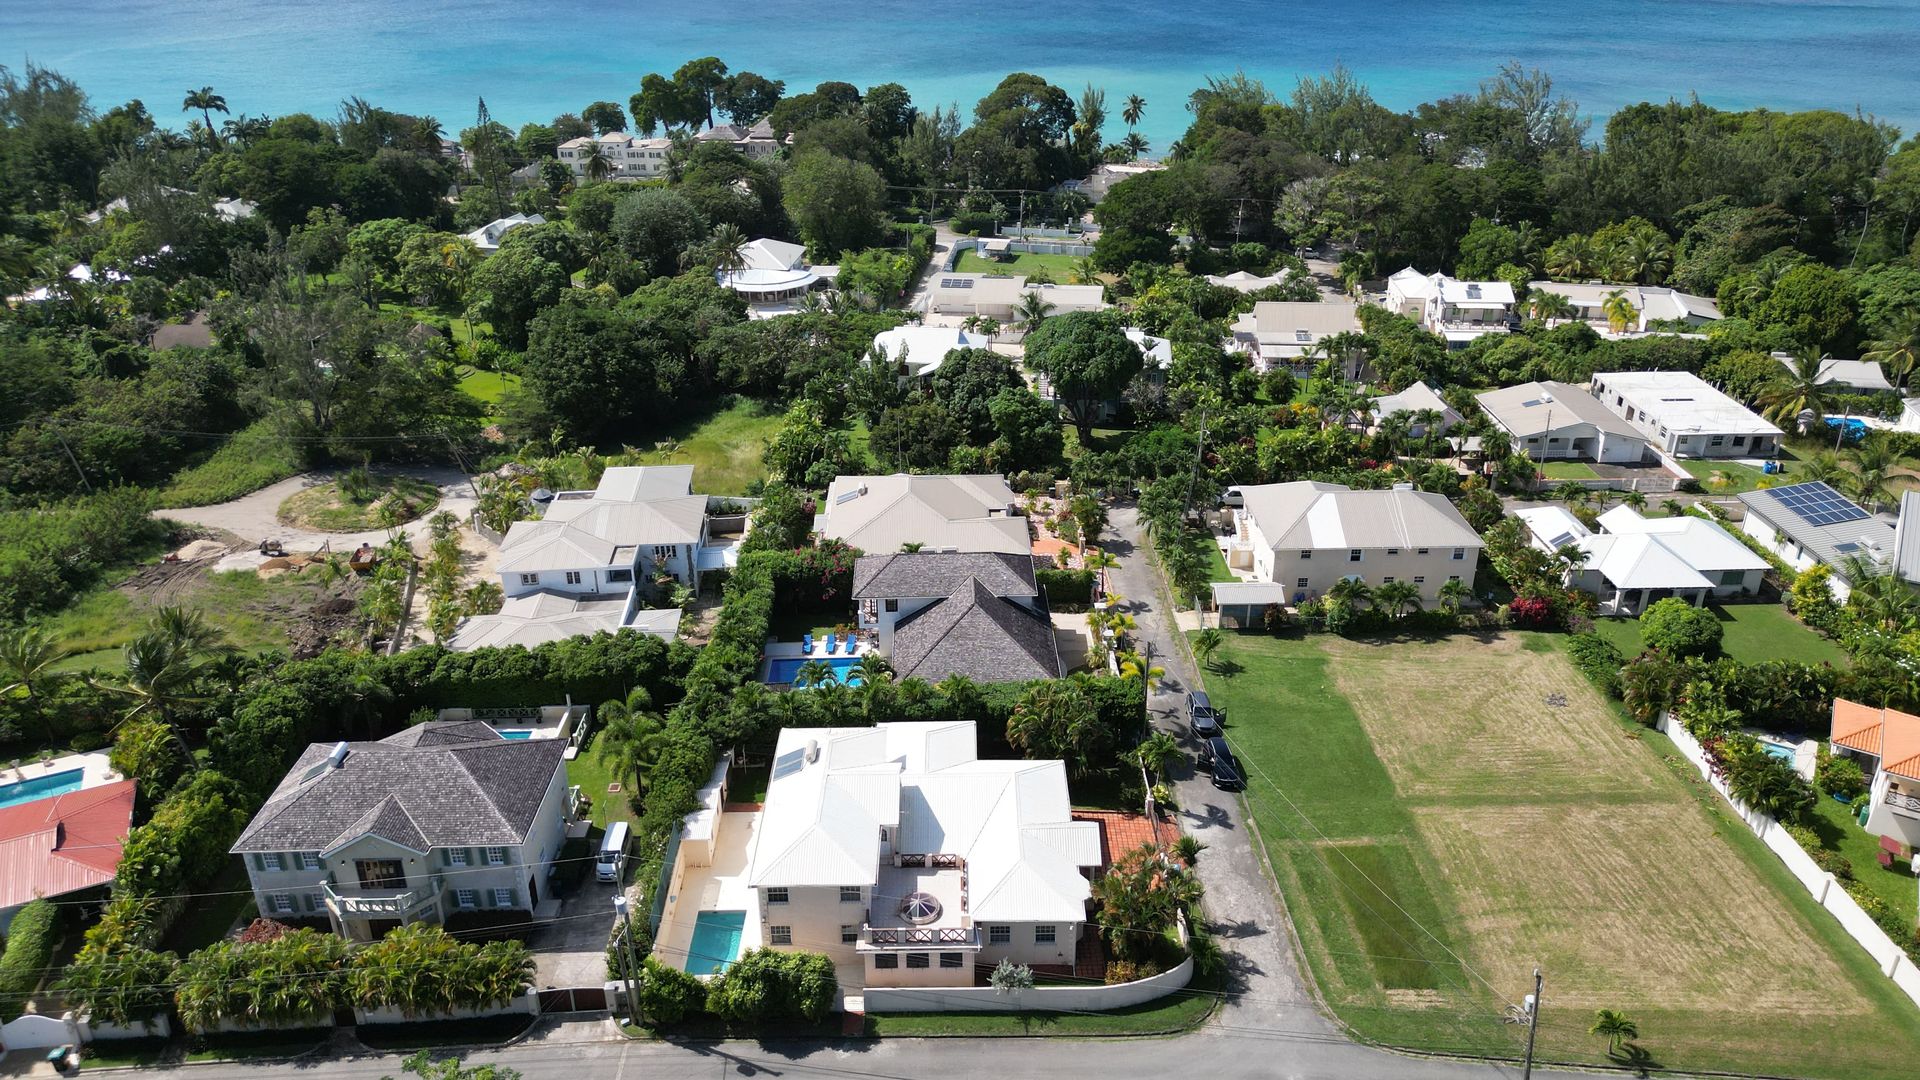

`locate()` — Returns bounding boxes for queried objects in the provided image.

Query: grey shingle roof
[852,552,1037,600]
[231,723,565,854]
[890,578,1061,684]
[1739,483,1896,580]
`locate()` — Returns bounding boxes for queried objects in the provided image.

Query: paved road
[157,467,479,571]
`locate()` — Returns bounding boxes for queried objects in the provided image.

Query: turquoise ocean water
[5,1,1919,148]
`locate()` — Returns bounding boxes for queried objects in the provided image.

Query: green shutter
[251,853,265,871]
[438,847,451,867]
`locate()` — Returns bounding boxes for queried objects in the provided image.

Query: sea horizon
[6,0,1919,150]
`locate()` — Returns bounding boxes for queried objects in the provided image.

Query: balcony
[322,880,438,920]
[863,925,979,948]
[1886,790,1920,817]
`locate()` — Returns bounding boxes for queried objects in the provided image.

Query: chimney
[327,741,350,769]
[804,739,820,764]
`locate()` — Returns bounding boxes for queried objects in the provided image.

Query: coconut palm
[705,223,749,274]
[793,658,834,689]
[1014,291,1055,328]
[1544,234,1599,280]
[853,652,894,689]
[1660,498,1685,518]
[1618,490,1647,512]
[1327,576,1373,609]
[1847,436,1903,512]
[1527,290,1577,325]
[1758,349,1836,427]
[1192,627,1224,671]
[1590,1009,1639,1056]
[1612,230,1671,285]
[1863,312,1920,393]
[579,141,612,183]
[1796,450,1847,486]
[181,87,229,150]
[1122,94,1146,131]
[1070,256,1100,285]
[89,609,235,761]
[598,690,669,806]
[1437,578,1471,614]
[1130,730,1181,782]
[1120,132,1149,161]
[1373,580,1422,620]
[1600,289,1640,334]
[0,627,70,744]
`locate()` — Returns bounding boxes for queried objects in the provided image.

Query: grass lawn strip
[1204,631,1920,1078]
[617,398,785,496]
[39,569,340,674]
[1806,795,1919,925]
[1590,602,1845,667]
[278,475,440,532]
[951,250,1087,277]
[864,972,1219,1036]
[156,419,305,509]
[1537,461,1599,479]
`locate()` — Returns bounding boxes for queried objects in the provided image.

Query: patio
[652,810,761,974]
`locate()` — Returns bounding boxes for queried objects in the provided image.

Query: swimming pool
[763,655,865,687]
[0,768,85,810]
[1760,740,1796,763]
[494,729,534,740]
[686,910,746,975]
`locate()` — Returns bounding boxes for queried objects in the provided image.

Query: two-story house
[816,474,1030,556]
[498,465,713,599]
[1476,380,1653,463]
[556,132,673,179]
[852,552,1060,684]
[1227,301,1365,375]
[1385,267,1514,346]
[1589,370,1782,459]
[1218,481,1482,607]
[741,722,1102,989]
[1831,699,1920,851]
[229,722,571,942]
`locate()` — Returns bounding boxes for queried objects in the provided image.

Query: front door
[356,859,405,889]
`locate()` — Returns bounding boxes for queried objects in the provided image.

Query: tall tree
[181,86,228,149]
[1022,309,1145,441]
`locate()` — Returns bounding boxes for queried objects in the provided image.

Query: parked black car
[1188,690,1223,738]
[1198,736,1242,789]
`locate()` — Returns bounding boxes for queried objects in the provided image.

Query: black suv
[1198,736,1242,790]
[1188,690,1223,738]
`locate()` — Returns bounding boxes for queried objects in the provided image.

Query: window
[884,599,899,612]
[652,545,676,560]
[767,887,789,904]
[563,571,583,586]
[1710,435,1725,447]
[842,925,859,944]
[1417,548,1429,555]
[1348,549,1362,563]
[606,568,632,583]
[260,853,284,872]
[1035,925,1056,944]
[1299,550,1312,560]
[770,926,792,945]
[1448,574,1461,583]
[840,886,863,903]
[1387,548,1399,556]
[906,953,930,969]
[1721,570,1747,586]
[940,952,964,969]
[449,849,470,867]
[269,892,294,914]
[356,859,405,889]
[485,847,506,865]
[874,954,899,969]
[1296,578,1309,589]
[1733,435,1747,447]
[989,925,1010,944]
[518,573,538,586]
[1451,547,1466,561]
[1413,576,1425,584]
[455,889,477,909]
[491,888,513,908]
[299,852,321,871]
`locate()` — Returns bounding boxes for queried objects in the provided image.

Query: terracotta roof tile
[1831,699,1920,780]
[1071,810,1165,870]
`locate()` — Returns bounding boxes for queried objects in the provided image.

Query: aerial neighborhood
[5,43,1920,1080]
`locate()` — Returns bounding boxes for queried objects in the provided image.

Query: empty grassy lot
[1590,602,1846,667]
[618,398,784,496]
[952,250,1087,277]
[1201,631,1920,1078]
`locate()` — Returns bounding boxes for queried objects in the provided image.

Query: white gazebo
[717,239,836,314]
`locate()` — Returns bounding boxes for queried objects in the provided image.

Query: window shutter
[303,892,316,913]
[251,853,265,871]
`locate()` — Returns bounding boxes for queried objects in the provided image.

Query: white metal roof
[1577,534,1714,590]
[1515,506,1591,551]
[1590,371,1781,439]
[1596,507,1768,574]
[818,474,1028,556]
[1238,481,1482,552]
[870,325,983,378]
[1476,381,1644,441]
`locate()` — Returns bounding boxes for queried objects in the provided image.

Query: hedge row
[1037,567,1096,609]
[0,899,59,1020]
[1564,633,1626,698]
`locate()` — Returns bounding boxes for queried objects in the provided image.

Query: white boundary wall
[1659,713,1920,1006]
[353,990,539,1025]
[863,955,1193,1013]
[0,1011,174,1051]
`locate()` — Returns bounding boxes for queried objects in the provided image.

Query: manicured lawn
[615,398,784,496]
[1678,457,1775,494]
[1198,630,1920,1078]
[1805,795,1918,927]
[38,570,336,674]
[1590,602,1846,668]
[157,419,305,509]
[457,365,521,415]
[952,250,1088,278]
[567,741,640,832]
[278,475,440,531]
[1204,544,1236,583]
[1537,460,1599,479]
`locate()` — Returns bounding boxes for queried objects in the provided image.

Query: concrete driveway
[529,875,618,990]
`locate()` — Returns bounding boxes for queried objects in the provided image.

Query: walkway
[157,467,480,572]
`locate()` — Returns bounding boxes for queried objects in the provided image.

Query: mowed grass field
[1202,631,1920,1078]
[952,250,1087,277]
[1589,602,1847,668]
[619,398,785,496]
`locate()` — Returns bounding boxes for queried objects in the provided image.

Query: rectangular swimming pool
[763,655,863,687]
[686,910,746,975]
[0,768,85,810]
[494,729,534,740]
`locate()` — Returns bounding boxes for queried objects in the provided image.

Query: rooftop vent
[530,487,555,505]
[327,741,350,769]
[804,739,820,764]
[900,891,943,925]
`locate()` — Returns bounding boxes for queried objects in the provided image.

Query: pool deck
[764,637,875,659]
[652,810,762,973]
[0,751,120,792]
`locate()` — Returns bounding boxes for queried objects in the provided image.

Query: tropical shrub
[175,928,349,1031]
[704,948,839,1025]
[347,925,533,1017]
[1093,842,1202,961]
[1564,633,1626,698]
[1037,568,1096,609]
[1722,739,1818,823]
[58,945,179,1027]
[638,957,708,1024]
[0,899,59,1020]
[1810,847,1854,880]
[115,769,252,900]
[1816,755,1868,801]
[1639,598,1723,659]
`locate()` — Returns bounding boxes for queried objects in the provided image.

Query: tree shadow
[1207,658,1245,679]
[1609,1042,1660,1077]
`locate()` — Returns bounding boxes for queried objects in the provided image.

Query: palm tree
[1863,312,1920,393]
[1070,256,1100,285]
[1848,435,1903,512]
[89,609,236,762]
[598,691,669,806]
[1601,289,1640,334]
[1084,549,1119,598]
[580,142,612,183]
[1437,578,1471,615]
[1121,132,1149,161]
[1373,580,1422,620]
[934,673,984,721]
[853,652,894,689]
[1620,490,1648,512]
[1192,627,1224,671]
[1117,649,1166,689]
[0,627,69,744]
[1122,94,1146,131]
[1613,230,1671,285]
[0,234,37,295]
[1544,234,1599,280]
[1758,350,1836,427]
[1842,555,1918,632]
[1527,291,1577,325]
[181,87,229,150]
[793,658,834,689]
[1799,450,1849,485]
[1130,731,1180,782]
[1660,498,1685,518]
[1014,291,1055,329]
[705,223,749,274]
[1327,576,1373,609]
[1590,1009,1639,1056]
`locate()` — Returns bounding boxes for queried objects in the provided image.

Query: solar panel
[1769,481,1870,528]
[939,278,973,290]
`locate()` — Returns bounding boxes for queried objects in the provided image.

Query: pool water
[494,729,534,740]
[686,910,746,975]
[763,655,865,687]
[0,768,85,810]
[1760,741,1796,763]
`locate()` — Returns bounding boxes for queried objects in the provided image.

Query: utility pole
[611,894,641,1023]
[50,422,91,492]
[1521,967,1543,1080]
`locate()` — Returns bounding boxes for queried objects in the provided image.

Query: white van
[596,821,629,883]
[1221,486,1246,507]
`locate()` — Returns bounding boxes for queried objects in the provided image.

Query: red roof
[1071,810,1166,870]
[1832,700,1920,781]
[0,779,135,910]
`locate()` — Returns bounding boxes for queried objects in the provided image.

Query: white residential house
[1228,301,1365,375]
[230,722,572,942]
[868,325,986,380]
[463,213,546,255]
[716,238,838,316]
[653,722,1102,991]
[1216,481,1481,607]
[1476,381,1652,463]
[1385,268,1514,346]
[1370,381,1460,437]
[1525,281,1721,336]
[1205,270,1296,293]
[923,275,1106,322]
[1738,481,1895,603]
[1774,352,1895,393]
[1831,700,1920,851]
[816,474,1030,556]
[1588,370,1783,459]
[852,552,1060,684]
[557,132,673,179]
[1897,398,1920,434]
[694,119,787,159]
[1516,506,1766,614]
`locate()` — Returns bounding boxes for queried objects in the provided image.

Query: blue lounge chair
[801,632,814,654]
[826,633,840,655]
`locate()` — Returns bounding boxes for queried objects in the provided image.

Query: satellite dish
[530,487,555,505]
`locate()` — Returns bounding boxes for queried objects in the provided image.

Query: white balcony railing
[1885,790,1920,817]
[322,880,436,919]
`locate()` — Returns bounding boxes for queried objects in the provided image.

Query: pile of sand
[172,538,228,561]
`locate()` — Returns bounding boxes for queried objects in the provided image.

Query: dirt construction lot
[1208,631,1920,1079]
